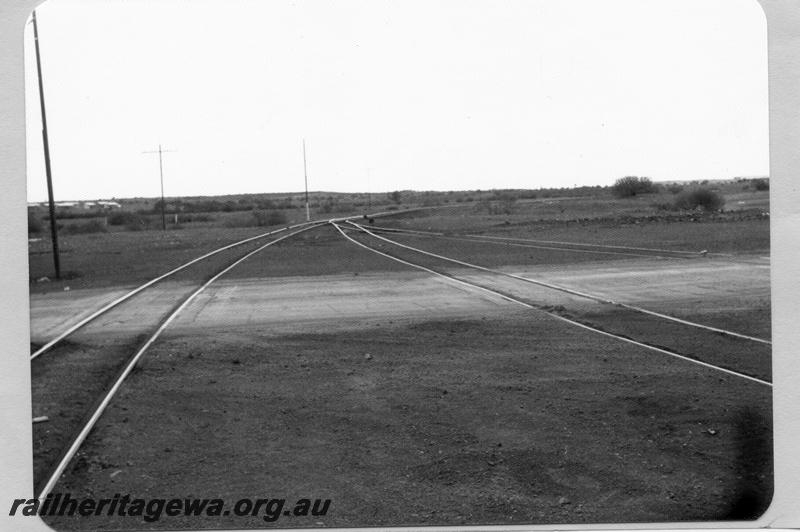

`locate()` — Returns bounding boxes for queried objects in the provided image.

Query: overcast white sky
[24,0,768,202]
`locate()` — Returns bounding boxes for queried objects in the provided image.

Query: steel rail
[348,222,771,345]
[30,206,416,361]
[463,233,772,267]
[333,223,771,387]
[30,222,317,360]
[362,224,702,260]
[364,223,709,256]
[36,224,321,500]
[463,233,713,256]
[364,223,769,266]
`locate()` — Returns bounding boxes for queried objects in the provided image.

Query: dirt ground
[27,225,292,293]
[45,311,771,529]
[31,219,773,530]
[29,237,311,497]
[376,209,770,255]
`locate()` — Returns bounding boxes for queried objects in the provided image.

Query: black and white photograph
[2,0,794,529]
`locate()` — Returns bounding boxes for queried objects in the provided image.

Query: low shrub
[320,199,336,213]
[611,176,658,198]
[225,210,287,227]
[673,188,725,211]
[253,209,288,226]
[651,201,674,211]
[108,211,142,226]
[62,219,108,234]
[28,212,43,234]
[474,199,516,215]
[223,214,253,228]
[753,178,769,191]
[125,221,146,231]
[177,213,215,223]
[421,197,443,207]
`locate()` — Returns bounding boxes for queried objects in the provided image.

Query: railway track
[30,212,771,503]
[364,222,770,267]
[30,208,440,498]
[348,222,770,345]
[333,222,771,387]
[31,221,321,360]
[361,223,707,260]
[32,222,332,498]
[30,213,412,361]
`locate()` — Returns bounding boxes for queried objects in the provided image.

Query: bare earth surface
[29,221,772,530]
[170,272,513,336]
[30,256,770,343]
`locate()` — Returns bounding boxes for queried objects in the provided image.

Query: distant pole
[302,139,310,221]
[33,10,60,279]
[142,144,176,230]
[157,144,165,230]
[367,168,372,211]
[368,169,372,210]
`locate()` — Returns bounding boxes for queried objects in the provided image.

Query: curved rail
[464,233,714,256]
[31,207,413,361]
[30,222,318,360]
[363,223,712,257]
[333,223,771,388]
[36,224,320,500]
[363,224,700,260]
[347,222,771,345]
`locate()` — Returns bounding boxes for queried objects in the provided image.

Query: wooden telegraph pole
[32,10,60,279]
[302,139,310,221]
[142,144,176,230]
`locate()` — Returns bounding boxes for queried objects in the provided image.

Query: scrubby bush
[177,213,215,223]
[474,199,515,215]
[277,198,295,210]
[666,183,684,194]
[421,196,443,207]
[108,211,157,231]
[226,210,287,227]
[108,211,142,226]
[672,188,724,211]
[28,212,43,234]
[320,197,336,214]
[611,176,658,198]
[388,191,402,204]
[333,201,354,213]
[223,214,253,228]
[753,178,769,191]
[62,219,108,234]
[252,210,287,226]
[651,201,674,211]
[125,220,146,231]
[256,199,278,210]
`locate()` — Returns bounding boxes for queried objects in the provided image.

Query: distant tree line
[146,197,298,214]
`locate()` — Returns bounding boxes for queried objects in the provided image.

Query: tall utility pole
[366,168,372,211]
[32,10,60,279]
[142,144,175,230]
[302,139,310,221]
